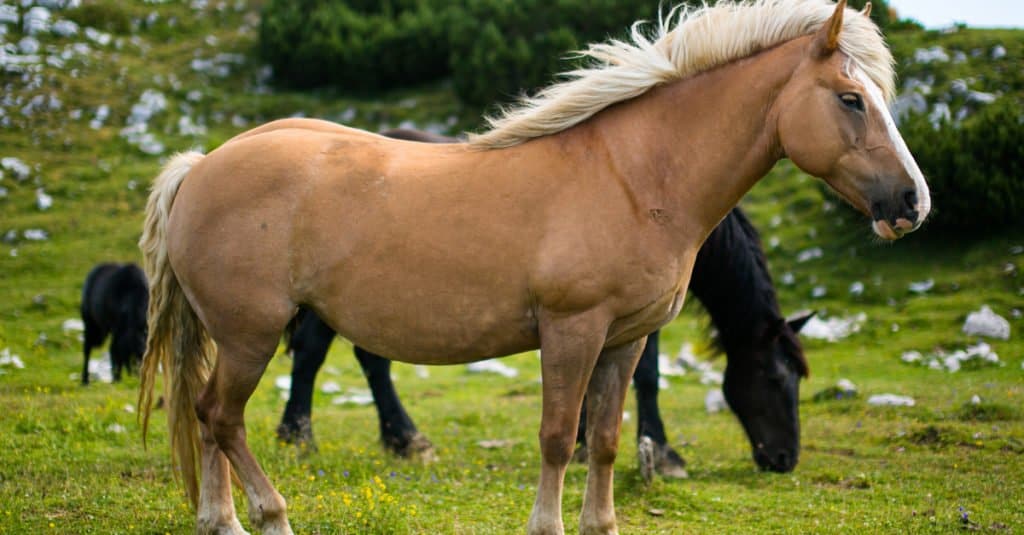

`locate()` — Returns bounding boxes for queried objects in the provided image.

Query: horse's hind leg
[632,332,687,480]
[278,312,335,449]
[80,316,103,385]
[199,335,292,535]
[354,346,435,460]
[580,337,646,535]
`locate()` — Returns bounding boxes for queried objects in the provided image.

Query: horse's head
[723,312,812,473]
[775,0,929,240]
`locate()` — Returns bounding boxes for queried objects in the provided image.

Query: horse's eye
[839,92,864,111]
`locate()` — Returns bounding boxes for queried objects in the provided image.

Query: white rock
[967,91,997,105]
[18,36,40,54]
[35,188,51,210]
[23,6,51,35]
[1,157,31,179]
[320,380,341,394]
[970,395,981,405]
[991,45,1007,59]
[0,347,25,369]
[811,286,827,299]
[914,46,949,63]
[658,352,686,377]
[780,272,795,285]
[414,365,429,379]
[84,27,111,47]
[23,228,47,240]
[466,360,518,378]
[274,375,291,391]
[85,351,113,382]
[61,318,84,332]
[51,19,77,37]
[768,236,780,249]
[900,350,922,363]
[849,281,864,296]
[867,394,915,407]
[107,423,126,434]
[658,376,670,390]
[928,102,950,127]
[331,389,373,406]
[908,279,934,294]
[962,305,1010,340]
[704,389,728,414]
[836,378,857,393]
[891,92,927,123]
[796,247,823,263]
[123,403,135,413]
[801,313,866,342]
[0,4,18,25]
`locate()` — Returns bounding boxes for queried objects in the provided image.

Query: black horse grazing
[277,129,812,474]
[578,207,812,474]
[80,263,148,385]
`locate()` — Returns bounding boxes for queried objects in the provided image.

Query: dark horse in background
[80,262,148,384]
[277,129,813,475]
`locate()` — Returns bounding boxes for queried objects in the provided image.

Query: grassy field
[1,1,1022,533]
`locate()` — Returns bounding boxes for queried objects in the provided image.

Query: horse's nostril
[902,189,918,211]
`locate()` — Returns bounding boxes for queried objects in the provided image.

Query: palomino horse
[140,1,928,533]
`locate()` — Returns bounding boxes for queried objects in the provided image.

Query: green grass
[1,2,1022,533]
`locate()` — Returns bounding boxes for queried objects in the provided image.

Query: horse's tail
[137,150,211,507]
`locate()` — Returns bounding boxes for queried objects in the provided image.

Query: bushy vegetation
[901,97,1024,230]
[260,0,894,106]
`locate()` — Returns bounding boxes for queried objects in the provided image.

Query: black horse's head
[722,312,812,473]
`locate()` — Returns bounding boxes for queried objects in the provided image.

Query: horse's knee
[587,428,620,465]
[539,427,576,466]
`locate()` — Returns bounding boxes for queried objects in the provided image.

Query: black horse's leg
[277,313,335,448]
[634,330,688,480]
[572,399,590,463]
[81,316,103,385]
[354,346,435,460]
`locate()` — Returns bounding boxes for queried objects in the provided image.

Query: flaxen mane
[469,0,893,149]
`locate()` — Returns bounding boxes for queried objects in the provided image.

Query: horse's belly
[316,290,540,365]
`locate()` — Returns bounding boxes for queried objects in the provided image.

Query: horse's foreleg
[202,340,292,535]
[354,346,435,460]
[580,337,646,535]
[633,332,687,480]
[528,314,608,535]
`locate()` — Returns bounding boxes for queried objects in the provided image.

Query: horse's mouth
[872,219,904,240]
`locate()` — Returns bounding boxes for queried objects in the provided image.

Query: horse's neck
[578,37,806,249]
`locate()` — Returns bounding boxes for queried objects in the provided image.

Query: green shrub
[902,97,1024,230]
[260,0,450,91]
[259,1,897,106]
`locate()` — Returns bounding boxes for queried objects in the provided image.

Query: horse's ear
[786,311,816,333]
[861,2,872,18]
[813,0,846,57]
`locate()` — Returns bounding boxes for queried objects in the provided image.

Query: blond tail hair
[137,151,212,507]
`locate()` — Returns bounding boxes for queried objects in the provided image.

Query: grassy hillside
[1,1,1022,533]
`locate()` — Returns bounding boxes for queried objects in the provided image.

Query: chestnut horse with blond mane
[139,1,929,533]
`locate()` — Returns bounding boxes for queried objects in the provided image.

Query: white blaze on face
[852,67,932,226]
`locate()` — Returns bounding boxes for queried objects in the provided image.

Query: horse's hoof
[395,433,437,463]
[276,418,317,454]
[637,436,655,486]
[571,444,588,464]
[654,443,688,479]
